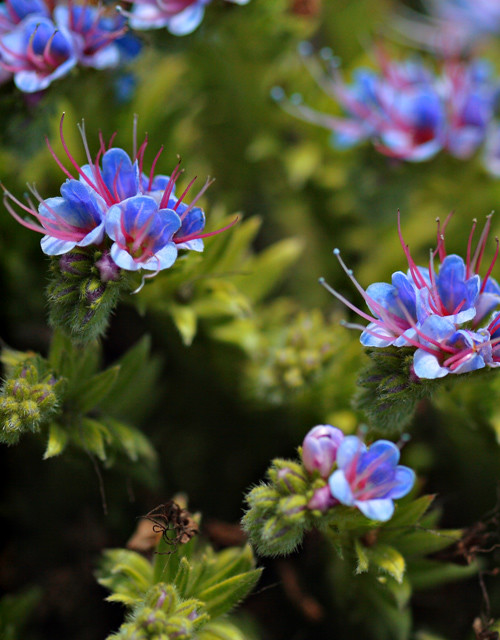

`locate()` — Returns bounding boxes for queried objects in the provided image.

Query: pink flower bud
[302,425,344,478]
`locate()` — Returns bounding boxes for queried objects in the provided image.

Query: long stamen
[480,237,499,294]
[159,159,183,209]
[174,216,239,244]
[397,210,427,289]
[147,145,164,192]
[471,213,493,274]
[175,176,215,220]
[466,218,477,278]
[173,175,197,213]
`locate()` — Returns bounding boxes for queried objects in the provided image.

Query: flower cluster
[273,45,500,167]
[393,0,500,55]
[0,0,141,92]
[4,114,236,281]
[321,212,500,380]
[302,425,415,521]
[122,0,249,36]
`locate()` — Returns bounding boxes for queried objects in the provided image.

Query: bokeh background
[1,0,500,638]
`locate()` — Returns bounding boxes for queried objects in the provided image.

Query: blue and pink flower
[321,213,500,379]
[4,115,237,281]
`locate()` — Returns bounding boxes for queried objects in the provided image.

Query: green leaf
[194,545,256,592]
[197,620,247,640]
[394,528,462,556]
[367,544,406,584]
[103,417,157,464]
[170,304,198,346]
[197,569,262,618]
[74,365,120,414]
[232,238,303,303]
[174,557,193,598]
[72,417,110,461]
[383,495,435,531]
[48,329,73,373]
[43,422,68,459]
[407,559,478,590]
[354,539,369,574]
[97,549,153,603]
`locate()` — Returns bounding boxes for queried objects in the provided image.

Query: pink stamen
[174,216,239,244]
[480,237,499,294]
[173,175,197,213]
[466,218,477,279]
[175,176,214,221]
[147,145,164,192]
[397,211,427,289]
[131,212,156,253]
[471,214,493,275]
[159,160,183,209]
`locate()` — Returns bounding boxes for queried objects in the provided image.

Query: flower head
[329,436,415,521]
[0,15,77,92]
[53,3,132,69]
[4,114,237,280]
[123,0,249,34]
[321,212,500,379]
[275,46,499,163]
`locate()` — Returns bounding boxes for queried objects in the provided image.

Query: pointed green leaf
[367,544,406,584]
[43,422,68,459]
[395,528,462,556]
[174,557,192,598]
[103,418,157,464]
[407,559,478,590]
[383,495,435,531]
[232,238,303,303]
[73,417,110,461]
[197,569,262,618]
[194,545,255,592]
[170,304,198,346]
[74,366,120,414]
[354,539,369,574]
[48,329,73,373]
[198,620,247,640]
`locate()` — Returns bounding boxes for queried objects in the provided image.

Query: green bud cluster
[46,246,132,344]
[242,458,318,557]
[108,584,207,640]
[0,360,60,445]
[246,310,337,404]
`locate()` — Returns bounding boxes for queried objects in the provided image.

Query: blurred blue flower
[321,213,500,379]
[276,47,499,164]
[54,5,131,69]
[0,15,77,91]
[329,436,415,521]
[125,0,249,35]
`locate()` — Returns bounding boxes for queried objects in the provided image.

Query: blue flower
[328,436,415,522]
[54,5,130,69]
[413,316,492,378]
[105,195,181,271]
[4,115,237,277]
[3,179,106,255]
[277,47,499,164]
[0,0,50,33]
[321,213,500,379]
[0,15,77,92]
[126,0,211,34]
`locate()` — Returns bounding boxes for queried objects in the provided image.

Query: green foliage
[97,515,262,640]
[0,588,41,640]
[0,331,158,482]
[135,214,303,347]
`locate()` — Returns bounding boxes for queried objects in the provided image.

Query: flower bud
[307,485,338,512]
[302,425,344,478]
[277,495,308,524]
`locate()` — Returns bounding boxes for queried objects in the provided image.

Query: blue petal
[360,322,396,347]
[168,3,205,35]
[336,435,366,470]
[413,348,449,379]
[109,243,141,271]
[77,221,105,247]
[386,466,416,499]
[437,255,479,314]
[146,242,178,270]
[359,440,400,471]
[40,236,76,255]
[328,470,354,506]
[102,148,139,201]
[60,179,105,226]
[356,499,394,522]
